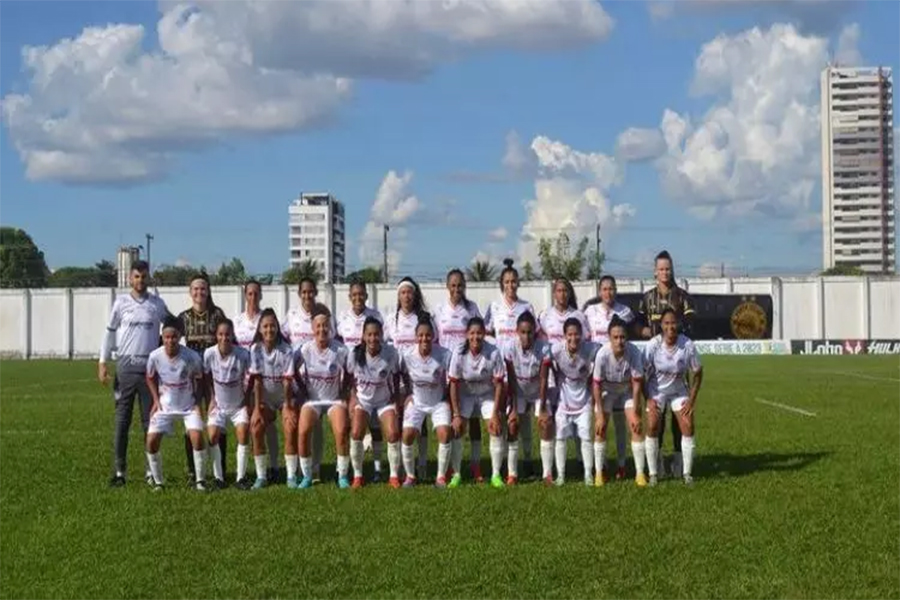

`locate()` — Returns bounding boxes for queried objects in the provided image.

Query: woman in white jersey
[546,317,598,487]
[643,307,703,486]
[337,281,386,482]
[583,274,636,482]
[448,317,507,488]
[145,316,207,491]
[385,277,436,480]
[591,316,648,488]
[401,315,453,487]
[296,307,351,489]
[233,279,281,483]
[502,311,550,485]
[347,316,402,489]
[248,309,295,490]
[204,319,252,489]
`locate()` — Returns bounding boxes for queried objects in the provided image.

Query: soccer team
[101,251,703,491]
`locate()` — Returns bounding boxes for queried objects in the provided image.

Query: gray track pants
[112,370,153,476]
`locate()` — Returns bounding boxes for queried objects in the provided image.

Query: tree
[522,262,537,281]
[211,258,247,285]
[282,260,321,285]
[821,264,866,276]
[538,233,591,281]
[345,266,384,284]
[94,260,117,287]
[0,227,48,288]
[253,273,275,285]
[153,264,204,287]
[585,250,605,281]
[466,260,498,282]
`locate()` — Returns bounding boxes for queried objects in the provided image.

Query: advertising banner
[790,339,900,355]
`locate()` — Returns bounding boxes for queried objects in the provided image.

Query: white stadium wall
[1,276,899,359]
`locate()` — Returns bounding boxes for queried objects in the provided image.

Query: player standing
[100,260,171,487]
[591,316,648,487]
[144,316,207,491]
[643,307,703,486]
[448,317,507,488]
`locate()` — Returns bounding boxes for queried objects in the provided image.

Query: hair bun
[416,311,432,325]
[502,258,514,268]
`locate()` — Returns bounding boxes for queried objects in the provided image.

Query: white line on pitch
[825,370,900,383]
[754,397,817,417]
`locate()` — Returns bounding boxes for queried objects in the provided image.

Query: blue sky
[1,0,898,280]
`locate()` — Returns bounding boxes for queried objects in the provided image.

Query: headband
[397,280,415,292]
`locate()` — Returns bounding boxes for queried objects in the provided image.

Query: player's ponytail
[499,258,518,291]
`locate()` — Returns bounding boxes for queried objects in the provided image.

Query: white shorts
[355,400,396,421]
[207,406,249,429]
[602,390,633,413]
[302,400,345,418]
[461,396,495,421]
[647,388,688,414]
[555,407,592,441]
[149,409,204,435]
[403,403,451,431]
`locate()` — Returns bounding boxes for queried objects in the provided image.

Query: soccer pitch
[1,357,898,599]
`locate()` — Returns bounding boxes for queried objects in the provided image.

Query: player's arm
[448,355,463,435]
[392,370,403,414]
[538,358,551,417]
[204,356,217,412]
[504,358,518,425]
[99,299,121,384]
[146,361,161,415]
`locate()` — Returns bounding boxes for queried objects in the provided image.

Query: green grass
[1,356,898,599]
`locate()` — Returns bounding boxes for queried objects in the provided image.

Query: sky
[1,0,898,280]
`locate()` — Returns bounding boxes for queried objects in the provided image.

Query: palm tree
[281,260,322,285]
[466,260,498,282]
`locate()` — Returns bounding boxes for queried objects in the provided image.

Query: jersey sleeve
[203,347,214,374]
[99,298,122,363]
[577,311,590,341]
[620,305,635,323]
[280,311,292,340]
[685,340,702,372]
[448,351,462,381]
[282,347,295,379]
[628,345,644,379]
[592,347,605,382]
[145,352,158,378]
[491,349,505,382]
[248,345,261,375]
[483,302,494,333]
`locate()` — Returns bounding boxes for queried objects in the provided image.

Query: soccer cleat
[648,475,658,487]
[298,476,313,489]
[435,476,448,488]
[312,468,322,485]
[286,476,299,490]
[470,464,484,484]
[108,475,126,488]
[351,476,364,489]
[683,474,694,487]
[554,477,565,487]
[151,482,165,492]
[584,477,593,487]
[338,476,351,489]
[252,478,267,490]
[448,473,462,489]
[388,476,401,489]
[543,475,554,487]
[195,480,208,492]
[615,466,627,481]
[635,473,648,488]
[213,479,227,491]
[506,475,518,486]
[145,473,154,486]
[490,474,505,489]
[594,473,606,487]
[235,477,252,491]
[403,477,416,488]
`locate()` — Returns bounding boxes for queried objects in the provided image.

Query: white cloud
[501,130,536,174]
[2,0,613,185]
[174,257,191,268]
[358,170,420,275]
[616,127,667,162]
[834,23,862,66]
[488,227,509,242]
[647,0,856,33]
[696,261,731,278]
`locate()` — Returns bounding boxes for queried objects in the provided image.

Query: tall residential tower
[821,65,895,274]
[288,193,346,283]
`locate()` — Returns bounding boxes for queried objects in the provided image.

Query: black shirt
[178,306,226,353]
[637,285,695,337]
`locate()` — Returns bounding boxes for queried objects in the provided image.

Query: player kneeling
[591,316,648,487]
[347,317,402,488]
[400,315,453,487]
[145,316,207,491]
[204,319,252,489]
[643,307,703,486]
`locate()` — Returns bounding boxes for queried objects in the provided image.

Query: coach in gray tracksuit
[99,260,172,487]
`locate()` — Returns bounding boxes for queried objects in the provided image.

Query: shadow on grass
[694,451,831,478]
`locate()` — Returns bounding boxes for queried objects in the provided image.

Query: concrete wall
[1,276,898,358]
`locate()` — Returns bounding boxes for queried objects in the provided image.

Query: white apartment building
[288,193,346,283]
[821,65,895,274]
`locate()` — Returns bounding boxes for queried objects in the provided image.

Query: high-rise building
[821,65,895,274]
[116,246,141,288]
[288,193,346,283]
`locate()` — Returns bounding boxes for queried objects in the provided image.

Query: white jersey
[433,300,482,352]
[203,346,251,410]
[551,342,599,414]
[336,307,383,347]
[592,343,644,395]
[401,345,451,407]
[538,306,590,348]
[385,309,438,354]
[249,341,295,404]
[644,334,701,395]
[101,293,170,371]
[584,301,635,344]
[347,345,400,406]
[146,346,202,412]
[282,306,338,350]
[484,298,539,348]
[502,339,551,403]
[233,311,261,349]
[298,340,348,402]
[449,342,505,401]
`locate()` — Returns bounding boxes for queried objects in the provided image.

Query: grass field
[1,356,898,599]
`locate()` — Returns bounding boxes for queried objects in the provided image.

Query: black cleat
[109,475,126,488]
[213,478,227,491]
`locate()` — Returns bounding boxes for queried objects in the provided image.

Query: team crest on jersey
[378,368,388,378]
[328,363,338,374]
[578,363,588,375]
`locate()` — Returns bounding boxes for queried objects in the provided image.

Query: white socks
[192,449,207,483]
[418,433,428,468]
[285,454,298,481]
[312,419,324,476]
[613,412,627,468]
[337,454,349,478]
[470,439,482,468]
[147,451,163,484]
[266,424,279,471]
[507,440,520,478]
[236,444,248,482]
[593,440,607,478]
[299,456,312,479]
[580,440,594,484]
[540,440,554,479]
[631,440,646,477]
[254,454,268,480]
[350,439,365,479]
[489,435,504,478]
[555,440,567,481]
[644,437,660,477]
[209,444,223,481]
[437,442,451,479]
[387,442,401,479]
[402,443,416,479]
[451,438,463,474]
[681,436,695,477]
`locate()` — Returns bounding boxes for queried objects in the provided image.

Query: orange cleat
[388,476,401,489]
[506,475,518,486]
[351,476,364,489]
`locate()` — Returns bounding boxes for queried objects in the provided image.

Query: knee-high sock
[451,438,463,475]
[402,443,416,479]
[631,440,646,477]
[555,440,567,481]
[192,448,207,483]
[613,412,627,467]
[350,439,365,479]
[147,451,163,485]
[540,440,554,479]
[437,442,451,479]
[681,435,695,477]
[285,454,298,480]
[209,444,223,481]
[312,418,324,475]
[593,440,606,477]
[387,442,401,479]
[645,437,660,477]
[336,454,349,478]
[489,435,504,478]
[520,416,533,462]
[580,439,594,484]
[236,444,249,482]
[507,440,519,478]
[265,424,280,470]
[299,456,312,479]
[254,454,268,480]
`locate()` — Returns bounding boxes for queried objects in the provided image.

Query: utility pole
[595,224,602,277]
[145,233,154,272]
[382,225,390,284]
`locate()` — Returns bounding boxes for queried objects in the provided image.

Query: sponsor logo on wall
[790,340,900,355]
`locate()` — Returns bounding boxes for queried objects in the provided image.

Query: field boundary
[754,397,817,417]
